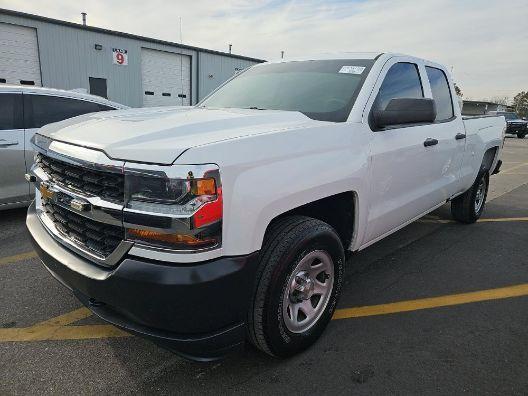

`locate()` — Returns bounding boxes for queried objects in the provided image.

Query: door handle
[455,133,466,140]
[423,138,439,147]
[0,139,18,148]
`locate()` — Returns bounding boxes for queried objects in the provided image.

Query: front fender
[177,122,371,256]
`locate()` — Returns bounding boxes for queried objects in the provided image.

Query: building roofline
[0,8,266,63]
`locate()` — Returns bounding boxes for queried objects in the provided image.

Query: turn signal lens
[191,178,216,196]
[127,228,217,248]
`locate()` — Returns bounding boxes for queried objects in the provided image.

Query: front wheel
[451,172,489,223]
[247,216,344,357]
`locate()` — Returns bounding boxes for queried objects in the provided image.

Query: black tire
[247,216,345,357]
[451,172,489,223]
[517,131,527,139]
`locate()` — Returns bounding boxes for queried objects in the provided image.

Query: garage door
[0,23,41,86]
[141,48,191,107]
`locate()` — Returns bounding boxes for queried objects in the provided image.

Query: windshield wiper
[243,106,267,110]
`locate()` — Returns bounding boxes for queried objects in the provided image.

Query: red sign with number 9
[112,48,128,66]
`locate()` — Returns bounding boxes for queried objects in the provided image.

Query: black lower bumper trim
[26,202,259,360]
[73,290,245,361]
[492,159,502,175]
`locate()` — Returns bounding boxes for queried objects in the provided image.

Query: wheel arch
[260,191,358,252]
[480,146,499,174]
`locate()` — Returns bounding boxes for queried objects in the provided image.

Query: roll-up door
[141,48,191,107]
[0,23,41,86]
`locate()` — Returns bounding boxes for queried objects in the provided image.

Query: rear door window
[24,95,113,129]
[375,62,424,111]
[426,66,454,121]
[0,93,23,130]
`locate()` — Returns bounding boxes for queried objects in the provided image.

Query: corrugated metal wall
[0,12,261,107]
[197,52,256,101]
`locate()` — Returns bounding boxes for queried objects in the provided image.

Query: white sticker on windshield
[339,66,365,74]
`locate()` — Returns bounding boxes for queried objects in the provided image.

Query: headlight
[124,164,222,251]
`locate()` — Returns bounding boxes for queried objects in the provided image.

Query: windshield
[500,112,519,120]
[199,59,374,122]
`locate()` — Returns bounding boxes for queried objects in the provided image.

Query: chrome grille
[36,153,124,203]
[43,200,124,258]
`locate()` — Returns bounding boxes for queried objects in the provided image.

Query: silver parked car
[0,85,128,210]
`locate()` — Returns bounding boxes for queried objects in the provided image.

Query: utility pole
[179,17,183,43]
[229,44,232,54]
[281,51,284,59]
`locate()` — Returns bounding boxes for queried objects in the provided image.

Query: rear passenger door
[364,59,446,243]
[23,94,117,195]
[423,65,466,197]
[0,92,28,205]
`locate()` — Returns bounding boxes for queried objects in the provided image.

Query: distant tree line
[512,91,528,118]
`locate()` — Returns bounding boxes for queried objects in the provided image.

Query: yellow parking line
[0,251,37,265]
[478,217,528,222]
[0,325,129,342]
[418,216,528,224]
[31,307,92,328]
[333,283,528,320]
[44,325,129,340]
[0,307,129,342]
[502,162,528,174]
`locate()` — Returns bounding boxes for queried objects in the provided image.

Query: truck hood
[39,106,314,164]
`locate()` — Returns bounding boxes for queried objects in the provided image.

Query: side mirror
[373,98,437,129]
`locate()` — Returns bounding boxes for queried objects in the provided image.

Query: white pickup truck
[26,52,505,361]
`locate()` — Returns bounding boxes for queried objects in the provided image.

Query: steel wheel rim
[474,178,486,213]
[282,250,334,333]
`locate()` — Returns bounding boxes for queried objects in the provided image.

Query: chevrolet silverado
[26,53,505,360]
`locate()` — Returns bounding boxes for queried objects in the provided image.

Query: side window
[375,62,423,111]
[0,93,23,130]
[426,66,454,121]
[24,95,104,129]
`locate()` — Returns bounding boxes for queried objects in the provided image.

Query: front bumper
[26,202,259,361]
[506,123,527,134]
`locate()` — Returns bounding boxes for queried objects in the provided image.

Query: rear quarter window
[426,66,454,121]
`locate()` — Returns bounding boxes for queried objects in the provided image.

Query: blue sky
[1,0,527,100]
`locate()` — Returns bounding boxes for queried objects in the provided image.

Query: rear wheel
[451,172,489,223]
[248,216,344,357]
[517,131,527,139]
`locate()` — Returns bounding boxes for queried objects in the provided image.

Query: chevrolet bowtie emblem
[70,199,91,212]
[39,183,54,200]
